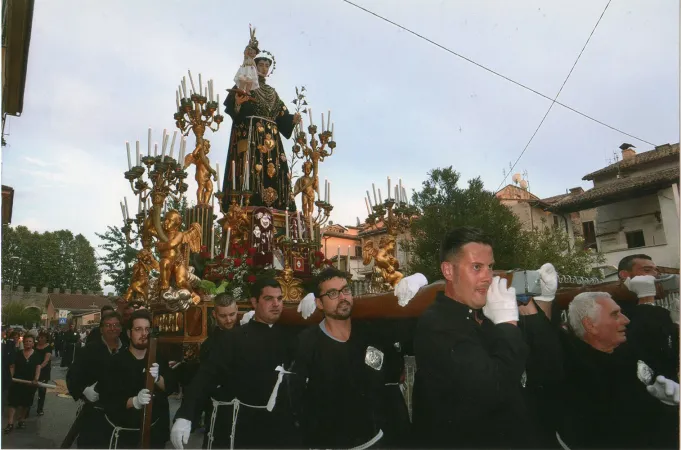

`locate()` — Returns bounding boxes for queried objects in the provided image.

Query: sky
[1,0,678,291]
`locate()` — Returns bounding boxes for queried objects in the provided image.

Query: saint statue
[222,32,301,211]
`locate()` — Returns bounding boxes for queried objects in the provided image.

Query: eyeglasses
[320,286,352,300]
[132,327,151,334]
[103,323,121,329]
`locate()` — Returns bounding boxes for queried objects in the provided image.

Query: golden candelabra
[174,70,223,139]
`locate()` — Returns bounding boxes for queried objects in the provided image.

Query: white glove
[132,388,151,409]
[240,310,255,325]
[534,263,558,302]
[483,276,519,324]
[646,375,680,406]
[624,275,657,298]
[149,362,159,383]
[394,273,428,306]
[297,293,317,319]
[170,418,192,449]
[83,382,99,403]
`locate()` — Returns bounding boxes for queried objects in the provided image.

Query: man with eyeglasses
[66,311,126,448]
[288,267,410,449]
[99,309,177,449]
[171,278,301,449]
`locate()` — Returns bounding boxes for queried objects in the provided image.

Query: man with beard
[66,312,125,448]
[170,278,300,449]
[99,310,176,449]
[288,267,410,449]
[558,292,679,449]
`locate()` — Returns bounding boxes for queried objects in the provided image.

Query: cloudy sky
[2,0,678,289]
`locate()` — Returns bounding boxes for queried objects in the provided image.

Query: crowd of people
[2,226,679,449]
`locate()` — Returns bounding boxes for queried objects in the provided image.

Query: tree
[1,225,102,292]
[404,167,603,282]
[95,226,138,296]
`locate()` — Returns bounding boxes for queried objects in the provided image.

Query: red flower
[216,252,224,260]
[233,258,242,266]
[227,273,235,280]
[246,274,257,283]
[248,247,257,256]
[245,258,254,266]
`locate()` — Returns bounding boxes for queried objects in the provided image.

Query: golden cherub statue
[291,161,318,218]
[363,234,404,288]
[275,266,305,302]
[184,138,217,207]
[123,248,159,302]
[156,210,203,304]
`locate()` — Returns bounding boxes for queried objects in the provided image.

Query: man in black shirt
[85,305,115,345]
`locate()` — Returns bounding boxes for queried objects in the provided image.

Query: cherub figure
[156,210,203,304]
[123,248,159,302]
[291,161,317,217]
[184,139,217,206]
[233,25,259,97]
[275,267,305,302]
[363,234,404,288]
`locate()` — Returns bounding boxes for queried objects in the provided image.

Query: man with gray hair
[558,292,679,449]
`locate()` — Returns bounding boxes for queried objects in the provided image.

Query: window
[625,230,645,249]
[582,221,597,250]
[552,216,560,228]
[355,246,362,257]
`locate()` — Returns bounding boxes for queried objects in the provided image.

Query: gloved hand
[83,382,99,403]
[170,418,192,449]
[132,388,151,410]
[240,310,255,325]
[624,275,657,298]
[149,362,160,383]
[534,263,558,302]
[297,293,316,319]
[483,276,519,324]
[394,273,428,307]
[646,375,680,406]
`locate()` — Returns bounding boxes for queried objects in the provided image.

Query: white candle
[365,198,371,215]
[216,163,221,191]
[337,245,340,269]
[169,131,177,159]
[126,142,132,170]
[327,110,331,132]
[328,182,331,204]
[309,108,313,126]
[324,178,328,202]
[161,142,167,162]
[188,70,196,94]
[366,191,373,208]
[182,77,187,98]
[135,141,140,166]
[297,211,302,238]
[199,73,203,96]
[378,188,382,204]
[403,187,408,206]
[138,197,142,214]
[395,186,399,203]
[120,202,126,221]
[124,197,130,219]
[387,177,391,200]
[176,91,180,110]
[285,211,290,238]
[331,123,334,139]
[372,183,377,205]
[225,227,231,257]
[147,128,152,156]
[321,113,325,133]
[217,94,220,112]
[399,179,403,203]
[161,129,168,153]
[210,215,215,260]
[154,143,158,157]
[244,161,249,189]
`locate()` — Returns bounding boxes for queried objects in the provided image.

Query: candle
[324,178,328,202]
[138,197,142,214]
[135,141,140,166]
[297,211,302,238]
[182,77,187,98]
[120,202,126,221]
[216,163,220,191]
[231,161,236,190]
[395,186,399,203]
[210,219,215,260]
[176,90,180,110]
[372,183,378,205]
[188,70,196,94]
[399,179,403,203]
[147,128,152,157]
[225,227,231,257]
[309,108,313,126]
[124,197,130,220]
[328,182,331,204]
[366,191,373,208]
[217,94,220,111]
[321,113,325,133]
[154,143,158,157]
[365,198,371,215]
[169,131,177,159]
[387,177,391,200]
[126,142,132,170]
[331,123,334,139]
[178,138,184,162]
[161,142,167,162]
[209,80,214,101]
[285,211,290,238]
[244,161,249,189]
[161,129,168,153]
[378,188,382,204]
[337,245,340,269]
[327,110,331,132]
[199,73,203,96]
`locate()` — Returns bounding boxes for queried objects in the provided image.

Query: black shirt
[12,349,42,381]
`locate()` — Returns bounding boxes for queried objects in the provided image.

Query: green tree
[404,167,603,282]
[95,226,138,295]
[1,225,102,292]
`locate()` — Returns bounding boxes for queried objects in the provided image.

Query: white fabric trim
[348,429,383,450]
[556,432,571,450]
[105,414,158,449]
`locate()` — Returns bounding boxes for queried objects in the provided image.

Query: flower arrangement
[201,243,275,299]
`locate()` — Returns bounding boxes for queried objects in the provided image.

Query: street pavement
[1,356,204,449]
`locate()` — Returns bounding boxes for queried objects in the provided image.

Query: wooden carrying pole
[140,332,158,449]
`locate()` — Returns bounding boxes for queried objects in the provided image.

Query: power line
[341,0,656,149]
[496,0,613,191]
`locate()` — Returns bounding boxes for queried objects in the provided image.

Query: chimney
[620,143,636,160]
[64,289,71,294]
[569,187,584,195]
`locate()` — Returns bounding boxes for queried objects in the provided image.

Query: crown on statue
[255,50,276,75]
